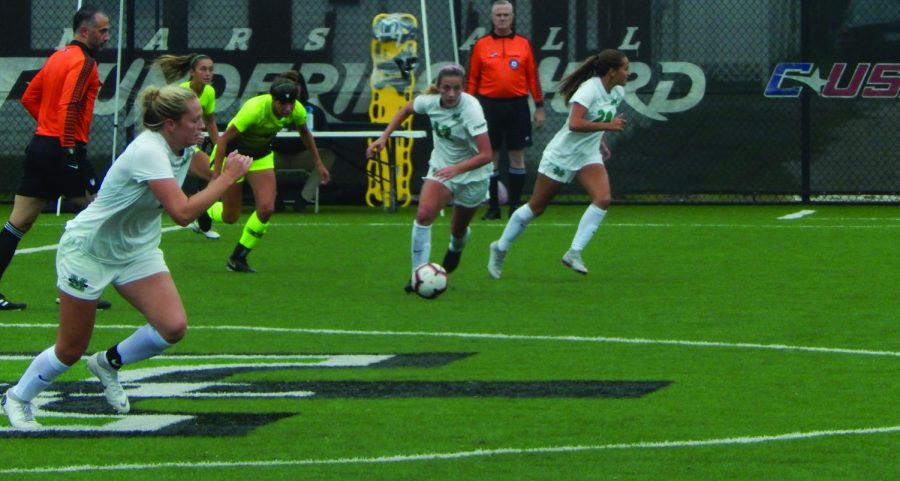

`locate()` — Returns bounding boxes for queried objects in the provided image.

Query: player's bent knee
[257,205,275,220]
[529,203,548,217]
[158,321,187,344]
[55,343,88,366]
[595,196,611,210]
[415,210,439,225]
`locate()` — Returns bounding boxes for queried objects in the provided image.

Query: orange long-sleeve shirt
[21,41,101,148]
[467,32,543,104]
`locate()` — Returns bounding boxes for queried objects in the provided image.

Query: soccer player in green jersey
[155,53,222,239]
[209,71,330,272]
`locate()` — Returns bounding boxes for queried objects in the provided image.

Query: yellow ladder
[367,12,417,208]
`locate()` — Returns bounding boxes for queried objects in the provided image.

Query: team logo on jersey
[432,121,452,140]
[509,59,519,70]
[764,63,900,98]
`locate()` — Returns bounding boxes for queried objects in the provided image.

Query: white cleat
[1,391,41,430]
[189,221,221,240]
[488,241,507,279]
[561,249,589,275]
[87,352,131,414]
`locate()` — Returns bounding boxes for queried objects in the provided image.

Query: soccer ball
[412,262,448,299]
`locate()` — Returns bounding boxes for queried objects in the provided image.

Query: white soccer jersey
[413,92,491,184]
[541,77,625,169]
[63,130,192,263]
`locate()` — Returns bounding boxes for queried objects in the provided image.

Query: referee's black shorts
[17,135,93,200]
[477,95,533,151]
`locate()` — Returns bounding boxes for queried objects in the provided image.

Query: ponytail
[154,53,211,83]
[558,49,626,102]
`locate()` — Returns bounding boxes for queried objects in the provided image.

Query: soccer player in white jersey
[487,49,629,279]
[366,64,492,291]
[1,85,252,429]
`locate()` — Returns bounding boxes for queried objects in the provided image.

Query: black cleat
[227,257,256,273]
[404,280,415,294]
[481,208,501,220]
[442,249,462,274]
[0,293,26,311]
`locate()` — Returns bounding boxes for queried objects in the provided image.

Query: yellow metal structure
[367,13,417,208]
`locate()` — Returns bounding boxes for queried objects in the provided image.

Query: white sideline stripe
[778,210,816,220]
[810,217,900,221]
[1,322,898,358]
[8,220,900,255]
[11,221,900,256]
[13,226,184,255]
[2,425,898,475]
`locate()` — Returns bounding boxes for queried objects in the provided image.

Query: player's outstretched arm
[366,101,416,158]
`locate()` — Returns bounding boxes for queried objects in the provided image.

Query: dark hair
[557,49,627,102]
[276,70,301,84]
[425,63,466,94]
[73,5,103,32]
[269,70,309,105]
[154,53,212,83]
[270,81,298,103]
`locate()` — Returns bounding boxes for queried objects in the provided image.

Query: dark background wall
[1,0,897,204]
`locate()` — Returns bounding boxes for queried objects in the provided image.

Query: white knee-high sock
[497,204,535,251]
[111,324,173,367]
[571,204,607,251]
[9,346,71,402]
[411,222,432,275]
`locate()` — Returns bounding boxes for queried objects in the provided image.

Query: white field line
[0,322,898,358]
[13,226,184,255]
[1,425,898,475]
[10,221,900,257]
[778,210,816,220]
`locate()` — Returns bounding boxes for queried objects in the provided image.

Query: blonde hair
[154,53,211,83]
[139,84,197,131]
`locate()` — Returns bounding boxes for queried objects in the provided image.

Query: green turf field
[0,204,897,480]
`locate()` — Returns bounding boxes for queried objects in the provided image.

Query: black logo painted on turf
[0,353,670,438]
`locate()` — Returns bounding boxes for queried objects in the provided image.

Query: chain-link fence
[1,0,897,204]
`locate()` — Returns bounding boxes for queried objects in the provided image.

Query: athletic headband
[190,54,211,68]
[270,79,298,103]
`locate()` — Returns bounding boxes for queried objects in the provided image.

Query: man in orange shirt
[467,0,545,220]
[0,5,110,311]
